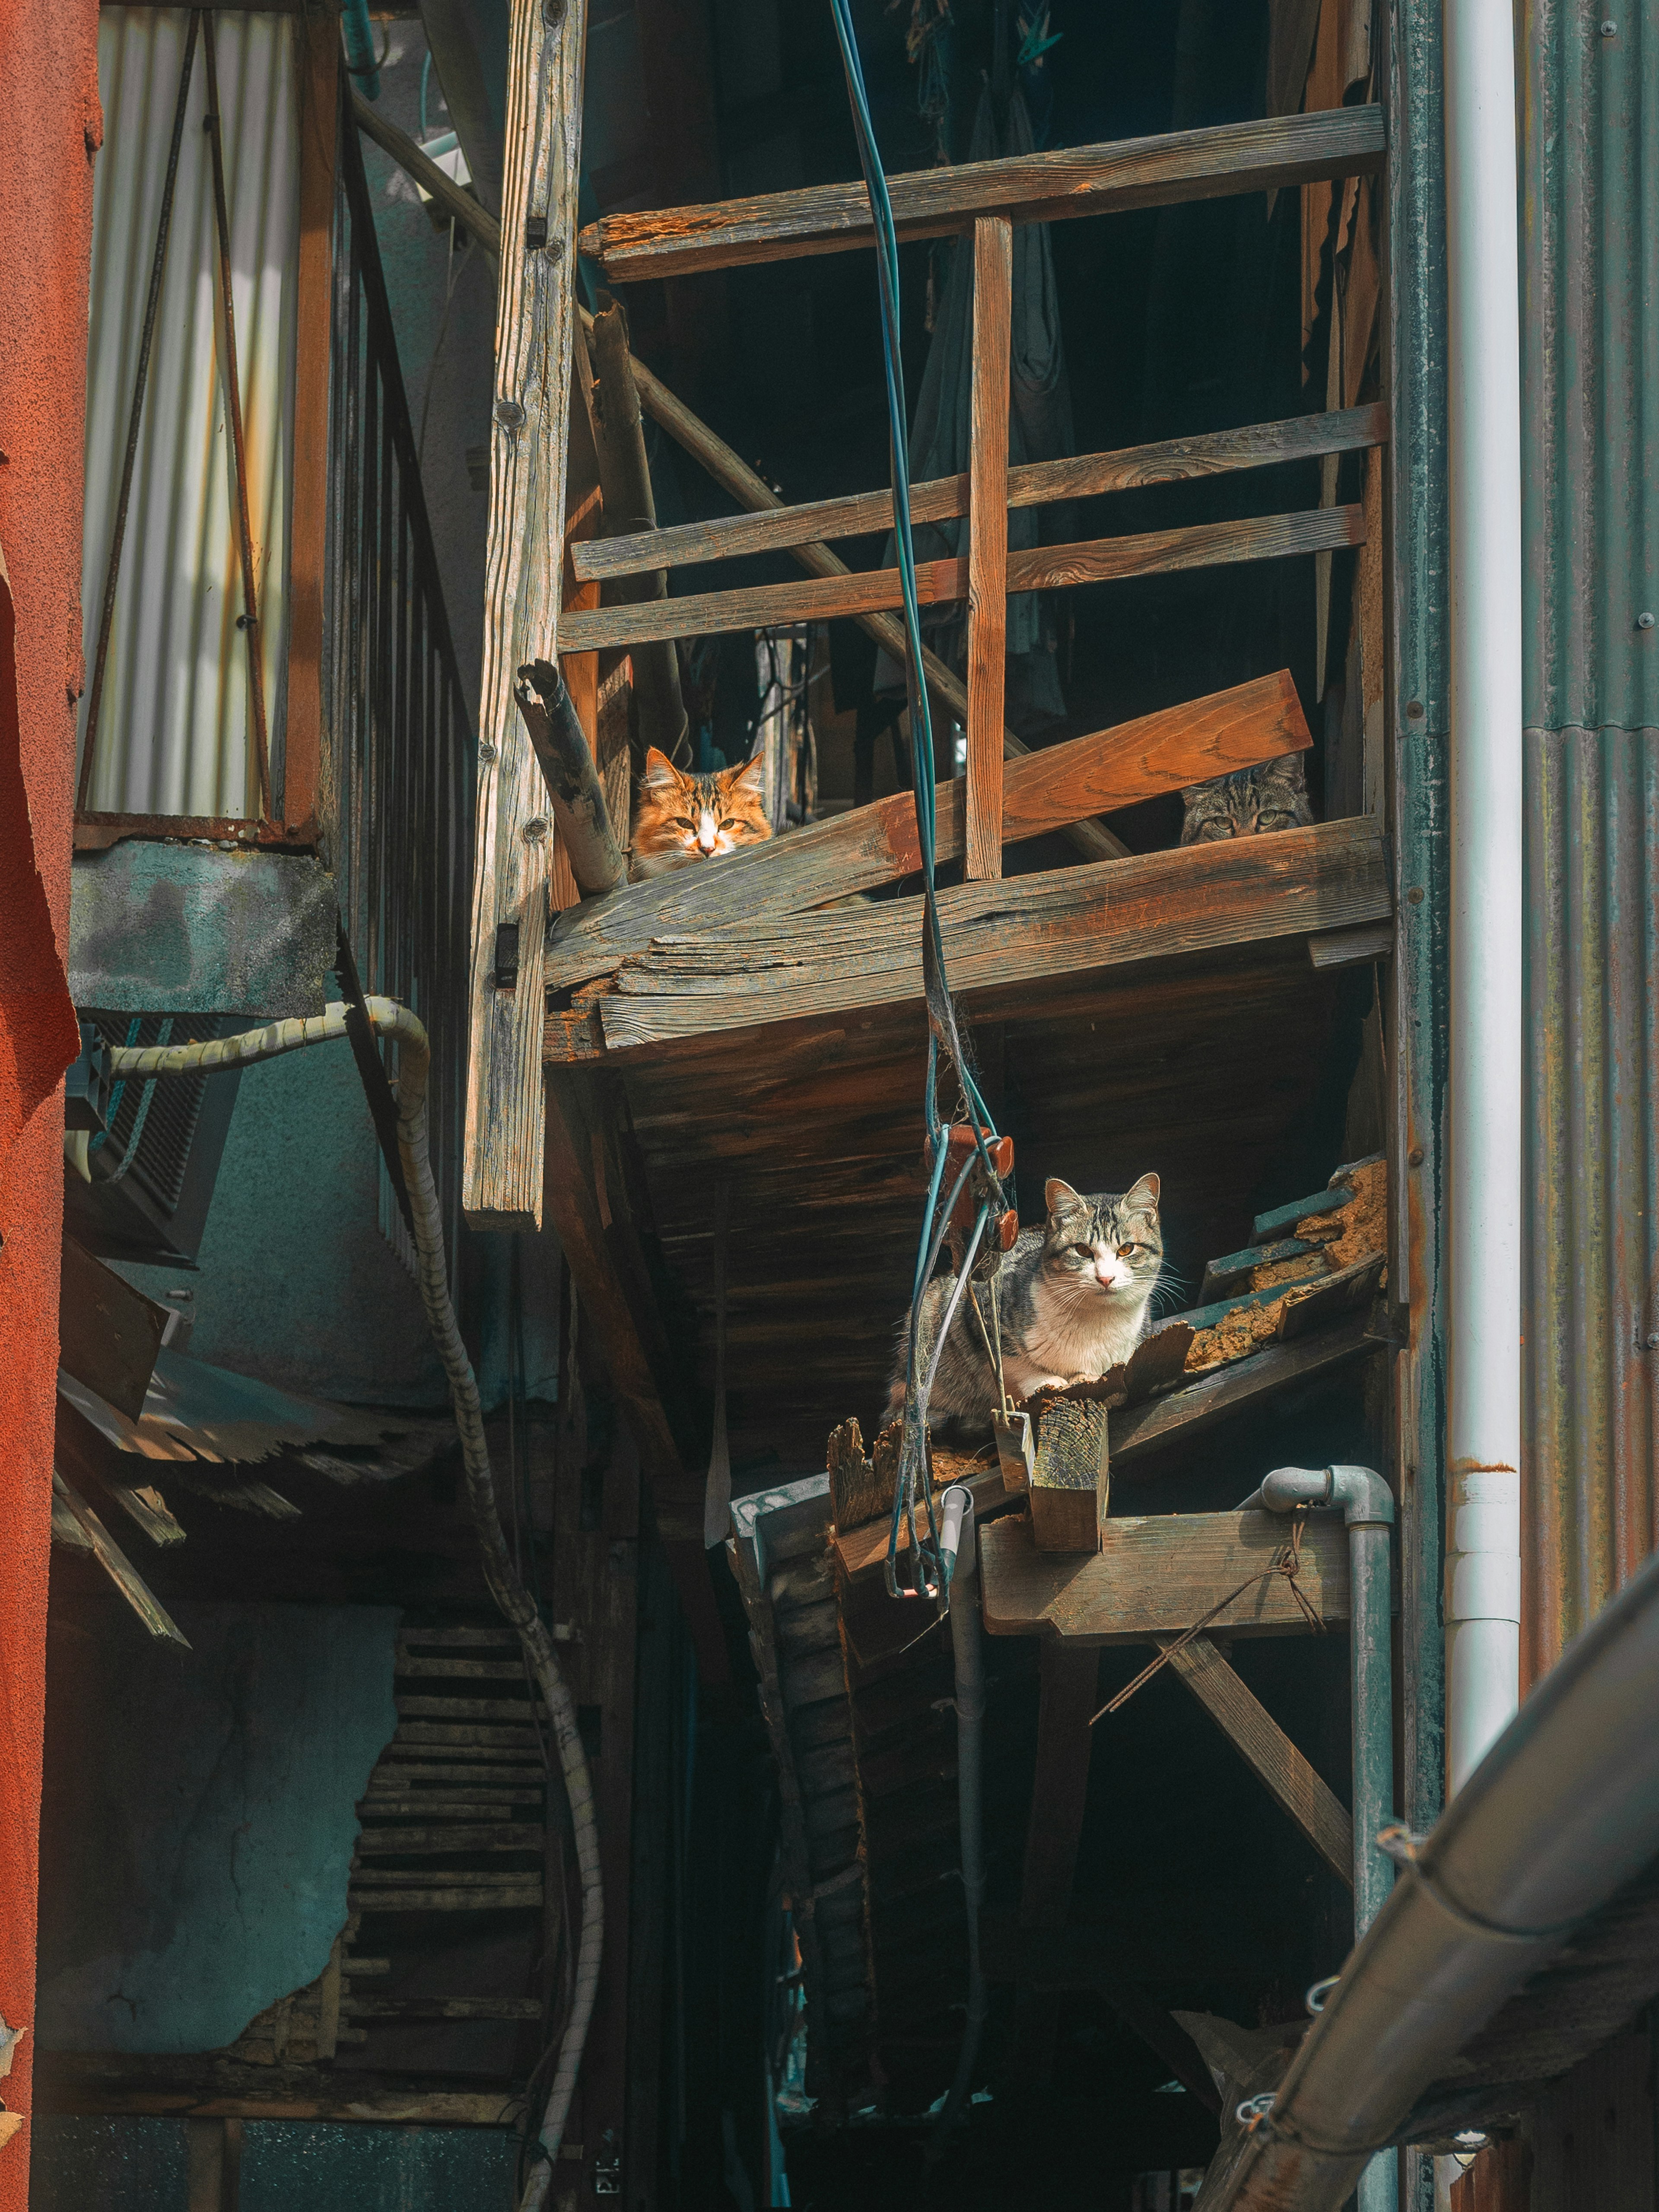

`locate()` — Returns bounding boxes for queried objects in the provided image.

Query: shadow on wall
[36,1602,397,2056]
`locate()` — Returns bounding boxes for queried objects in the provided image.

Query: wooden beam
[540,1070,728,1681]
[571,403,1389,585]
[1011,1643,1099,2080]
[459,0,586,1230]
[979,1509,1351,1643]
[578,104,1386,281]
[966,216,1011,883]
[1161,1634,1353,1886]
[544,671,1312,996]
[556,504,1366,654]
[556,817,1391,1059]
[36,2054,526,2126]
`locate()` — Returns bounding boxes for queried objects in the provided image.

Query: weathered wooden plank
[459,0,587,1228]
[341,1996,545,2020]
[348,1887,544,1912]
[544,671,1312,995]
[37,2055,525,2125]
[52,1471,189,1646]
[578,105,1386,281]
[572,818,1389,1059]
[1161,1634,1353,1885]
[571,403,1388,584]
[966,216,1011,883]
[557,505,1365,653]
[979,1508,1351,1642]
[353,1824,545,1853]
[1109,1313,1378,1471]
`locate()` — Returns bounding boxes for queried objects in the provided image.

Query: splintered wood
[1183,1156,1387,1374]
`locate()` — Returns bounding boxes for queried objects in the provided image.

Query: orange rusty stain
[1450,1459,1518,1475]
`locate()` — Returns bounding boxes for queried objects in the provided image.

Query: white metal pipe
[1443,0,1524,1796]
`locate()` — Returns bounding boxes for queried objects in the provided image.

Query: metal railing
[325,84,475,1275]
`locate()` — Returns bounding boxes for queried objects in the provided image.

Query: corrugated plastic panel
[79,9,300,817]
[1520,0,1659,1679]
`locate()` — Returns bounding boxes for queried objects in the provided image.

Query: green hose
[110,1001,600,2210]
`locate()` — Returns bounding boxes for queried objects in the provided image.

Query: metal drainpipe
[927,1485,988,2159]
[1443,0,1524,1797]
[1238,1467,1397,2212]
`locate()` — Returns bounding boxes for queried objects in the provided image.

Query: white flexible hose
[110,1001,601,2207]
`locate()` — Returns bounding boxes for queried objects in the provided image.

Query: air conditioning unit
[63,1014,242,1268]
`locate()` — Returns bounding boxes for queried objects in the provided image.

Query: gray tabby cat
[1180,753,1313,844]
[883,1176,1163,1431]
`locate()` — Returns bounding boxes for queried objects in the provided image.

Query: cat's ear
[1121,1172,1160,1215]
[1274,750,1309,791]
[641,747,683,791]
[1045,1178,1088,1224]
[725,751,766,798]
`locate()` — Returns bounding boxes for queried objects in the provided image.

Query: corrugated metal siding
[1520,0,1659,1681]
[79,9,299,817]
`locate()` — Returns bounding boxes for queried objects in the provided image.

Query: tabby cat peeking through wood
[884,1176,1163,1431]
[630,747,771,877]
[1180,753,1313,844]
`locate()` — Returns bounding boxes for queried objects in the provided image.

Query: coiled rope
[110,1003,598,2212]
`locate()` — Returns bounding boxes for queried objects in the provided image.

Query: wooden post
[966,215,1011,883]
[1029,1398,1111,1553]
[1011,1643,1099,2080]
[461,0,588,1230]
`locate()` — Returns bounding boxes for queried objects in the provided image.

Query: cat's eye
[673,816,696,830]
[1119,1242,1139,1258]
[719,816,738,830]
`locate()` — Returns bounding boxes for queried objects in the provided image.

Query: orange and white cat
[630,747,772,878]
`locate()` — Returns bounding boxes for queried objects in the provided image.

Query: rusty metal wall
[1520,0,1659,1682]
[79,8,299,817]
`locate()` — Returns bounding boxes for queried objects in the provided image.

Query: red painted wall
[0,0,101,2193]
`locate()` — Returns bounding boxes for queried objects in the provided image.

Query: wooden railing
[326,87,476,1273]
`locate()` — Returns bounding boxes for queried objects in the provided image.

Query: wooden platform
[979,1509,1352,1641]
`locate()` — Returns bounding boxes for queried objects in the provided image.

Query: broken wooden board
[51,1469,190,1646]
[979,1508,1351,1642]
[1180,1254,1384,1372]
[572,404,1388,583]
[1109,1313,1378,1473]
[579,104,1385,280]
[549,818,1390,1062]
[556,505,1365,654]
[544,671,1313,995]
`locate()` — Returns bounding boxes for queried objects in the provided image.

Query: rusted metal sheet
[1519,0,1659,1682]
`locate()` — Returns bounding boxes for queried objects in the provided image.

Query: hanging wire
[829,0,1009,1596]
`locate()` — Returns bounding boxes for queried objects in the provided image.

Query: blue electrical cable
[829,0,1009,1597]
